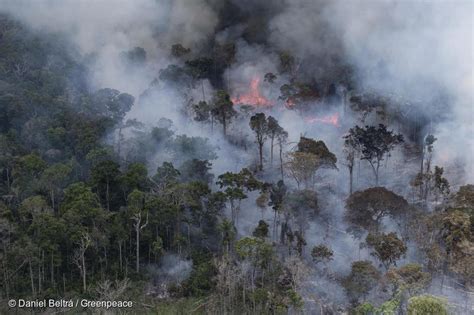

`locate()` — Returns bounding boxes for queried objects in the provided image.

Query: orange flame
[305,113,340,127]
[231,77,273,107]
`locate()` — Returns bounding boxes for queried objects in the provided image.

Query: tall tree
[128,189,147,273]
[343,132,358,194]
[346,124,403,185]
[266,116,283,166]
[211,90,237,136]
[286,137,337,189]
[345,187,409,233]
[250,113,268,171]
[366,232,407,269]
[217,168,262,226]
[276,129,288,180]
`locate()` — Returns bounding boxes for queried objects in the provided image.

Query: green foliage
[407,295,447,315]
[170,135,217,162]
[345,124,403,184]
[211,90,236,136]
[366,232,407,268]
[311,244,333,264]
[296,136,337,168]
[386,263,431,296]
[179,159,213,184]
[253,220,270,238]
[346,187,409,233]
[343,261,381,302]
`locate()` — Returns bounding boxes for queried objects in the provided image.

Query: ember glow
[231,77,273,107]
[305,113,340,127]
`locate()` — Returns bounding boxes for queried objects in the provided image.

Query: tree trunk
[29,259,35,297]
[270,136,274,165]
[50,189,55,211]
[81,253,87,292]
[136,226,140,273]
[50,251,54,287]
[349,165,353,194]
[258,141,263,171]
[106,179,110,211]
[279,144,284,181]
[6,168,10,192]
[119,241,123,273]
[222,116,227,136]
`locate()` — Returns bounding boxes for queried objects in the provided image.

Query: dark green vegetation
[0,13,472,315]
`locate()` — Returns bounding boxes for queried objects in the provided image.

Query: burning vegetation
[231,76,273,107]
[0,1,472,315]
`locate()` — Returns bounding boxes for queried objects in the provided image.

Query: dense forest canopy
[0,0,472,314]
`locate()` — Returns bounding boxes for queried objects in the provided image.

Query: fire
[305,113,340,127]
[231,77,273,107]
[231,75,340,127]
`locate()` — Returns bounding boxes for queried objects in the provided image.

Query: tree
[40,163,71,211]
[253,220,269,239]
[345,187,409,233]
[171,43,191,58]
[217,168,262,225]
[91,160,121,211]
[343,131,358,194]
[120,162,148,198]
[366,232,407,269]
[170,134,217,163]
[346,124,403,185]
[285,190,319,236]
[128,189,148,273]
[266,116,283,166]
[250,113,268,171]
[73,232,91,292]
[269,180,287,240]
[432,166,450,201]
[179,159,214,184]
[287,138,337,188]
[153,162,180,191]
[296,137,337,168]
[407,295,447,315]
[385,263,431,296]
[264,72,277,83]
[286,152,320,189]
[276,129,288,180]
[311,244,333,265]
[211,90,236,136]
[415,134,437,200]
[342,260,381,302]
[192,101,212,122]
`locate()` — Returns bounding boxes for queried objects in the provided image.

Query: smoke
[1,0,220,94]
[1,0,472,310]
[327,0,474,183]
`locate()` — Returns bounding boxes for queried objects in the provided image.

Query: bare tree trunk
[119,241,123,273]
[222,117,227,136]
[133,212,148,273]
[29,258,35,297]
[270,136,274,165]
[50,251,54,287]
[279,144,284,181]
[349,165,353,194]
[136,226,139,272]
[81,253,86,292]
[106,180,110,211]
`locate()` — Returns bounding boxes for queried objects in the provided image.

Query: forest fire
[231,77,273,107]
[305,113,340,127]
